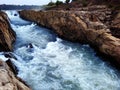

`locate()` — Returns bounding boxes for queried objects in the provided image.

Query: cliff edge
[0,11,31,90]
[0,11,16,51]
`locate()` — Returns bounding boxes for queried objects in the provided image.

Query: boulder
[4,52,17,60]
[0,11,16,51]
[0,59,31,90]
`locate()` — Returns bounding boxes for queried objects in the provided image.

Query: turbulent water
[0,10,120,90]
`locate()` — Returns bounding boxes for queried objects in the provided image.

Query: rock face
[0,12,30,90]
[0,59,31,90]
[19,9,120,66]
[0,11,16,51]
[110,12,120,38]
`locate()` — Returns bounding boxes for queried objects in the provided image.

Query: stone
[4,52,17,60]
[14,14,17,16]
[6,59,18,75]
[0,59,31,90]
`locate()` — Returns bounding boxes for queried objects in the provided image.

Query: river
[0,10,120,90]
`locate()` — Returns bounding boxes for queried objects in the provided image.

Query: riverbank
[0,11,31,90]
[0,11,16,51]
[19,4,120,69]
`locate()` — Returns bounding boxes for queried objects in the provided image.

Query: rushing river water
[0,10,120,90]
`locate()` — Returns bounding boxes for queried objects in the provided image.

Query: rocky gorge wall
[19,7,120,67]
[0,11,31,90]
[0,59,31,90]
[0,11,16,51]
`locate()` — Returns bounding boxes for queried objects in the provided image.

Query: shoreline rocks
[0,59,31,90]
[0,11,31,90]
[0,11,16,51]
[19,9,120,68]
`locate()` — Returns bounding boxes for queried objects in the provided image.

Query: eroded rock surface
[0,11,16,51]
[19,8,120,66]
[0,59,31,90]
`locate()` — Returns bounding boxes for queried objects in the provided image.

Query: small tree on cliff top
[56,0,63,6]
[66,0,70,4]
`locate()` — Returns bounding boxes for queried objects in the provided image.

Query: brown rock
[0,59,31,90]
[110,12,120,38]
[0,11,16,51]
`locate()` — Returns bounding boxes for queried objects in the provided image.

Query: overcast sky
[0,0,66,5]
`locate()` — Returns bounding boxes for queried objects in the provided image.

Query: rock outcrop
[110,12,120,38]
[0,59,31,90]
[0,11,30,90]
[19,9,120,66]
[0,11,16,51]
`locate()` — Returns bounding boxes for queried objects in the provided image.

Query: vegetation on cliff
[46,0,120,11]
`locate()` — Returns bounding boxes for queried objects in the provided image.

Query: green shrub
[56,0,63,6]
[66,0,70,4]
[82,0,88,7]
[47,1,55,6]
[72,0,79,1]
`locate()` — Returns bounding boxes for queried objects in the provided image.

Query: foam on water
[5,10,31,25]
[2,11,120,90]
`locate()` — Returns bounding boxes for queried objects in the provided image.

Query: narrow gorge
[0,2,120,90]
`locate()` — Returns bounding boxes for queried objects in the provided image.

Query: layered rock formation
[0,59,31,90]
[0,11,16,51]
[0,12,31,90]
[19,8,120,66]
[110,12,120,38]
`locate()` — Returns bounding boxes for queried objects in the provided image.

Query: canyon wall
[0,11,16,51]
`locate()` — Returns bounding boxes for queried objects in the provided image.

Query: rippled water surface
[0,11,120,90]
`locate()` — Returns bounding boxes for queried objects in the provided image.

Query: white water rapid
[0,10,120,90]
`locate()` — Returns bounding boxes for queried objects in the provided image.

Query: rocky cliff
[19,7,120,67]
[0,11,16,51]
[0,59,31,90]
[0,11,31,90]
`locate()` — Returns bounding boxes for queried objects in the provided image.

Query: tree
[66,0,70,4]
[47,1,55,6]
[56,0,63,6]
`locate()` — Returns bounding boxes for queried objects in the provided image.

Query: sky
[0,0,65,5]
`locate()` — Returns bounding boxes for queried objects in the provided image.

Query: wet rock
[6,59,18,75]
[4,52,17,60]
[26,43,34,53]
[0,11,16,52]
[27,43,33,48]
[0,59,31,90]
[14,13,17,16]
